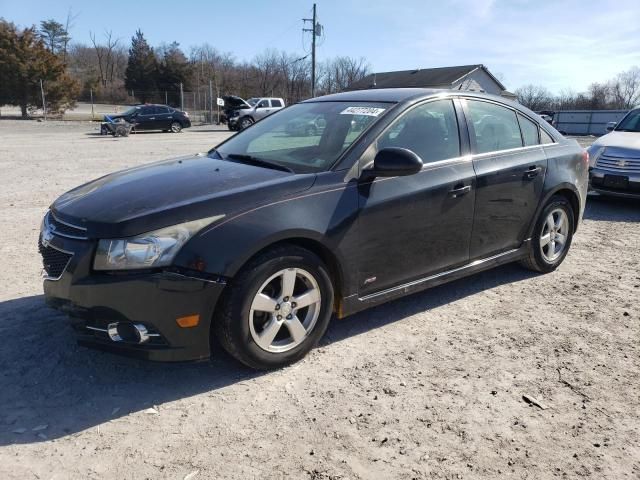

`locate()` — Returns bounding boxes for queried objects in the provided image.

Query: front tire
[214,245,334,369]
[520,195,575,273]
[239,117,254,130]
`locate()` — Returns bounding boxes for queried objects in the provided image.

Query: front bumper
[41,233,225,362]
[589,167,640,198]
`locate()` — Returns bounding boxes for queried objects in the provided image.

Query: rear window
[540,129,555,144]
[466,100,523,153]
[518,114,540,146]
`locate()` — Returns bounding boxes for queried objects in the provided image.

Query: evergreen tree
[39,19,70,56]
[0,19,79,118]
[124,30,157,102]
[156,42,190,94]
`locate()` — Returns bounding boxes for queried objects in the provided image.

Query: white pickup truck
[225,96,285,131]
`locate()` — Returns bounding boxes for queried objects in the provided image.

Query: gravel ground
[0,120,638,479]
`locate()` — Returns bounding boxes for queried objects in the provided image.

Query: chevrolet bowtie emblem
[617,159,628,168]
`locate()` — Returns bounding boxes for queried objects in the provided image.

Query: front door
[134,105,156,130]
[462,98,548,260]
[356,99,476,295]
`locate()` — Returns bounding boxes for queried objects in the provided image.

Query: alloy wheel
[540,208,569,262]
[249,268,322,353]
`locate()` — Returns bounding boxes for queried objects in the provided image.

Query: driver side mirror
[606,121,616,132]
[362,147,423,180]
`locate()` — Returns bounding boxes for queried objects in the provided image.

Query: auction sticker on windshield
[340,106,386,116]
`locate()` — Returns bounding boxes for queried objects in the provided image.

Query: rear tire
[520,195,574,273]
[214,245,334,369]
[170,121,182,133]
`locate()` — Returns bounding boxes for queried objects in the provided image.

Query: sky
[1,0,639,93]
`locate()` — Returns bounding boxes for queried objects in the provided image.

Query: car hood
[51,154,316,238]
[592,131,640,150]
[223,96,251,109]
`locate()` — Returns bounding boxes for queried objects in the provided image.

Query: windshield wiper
[225,154,294,173]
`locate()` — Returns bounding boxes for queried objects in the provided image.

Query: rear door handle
[448,184,471,198]
[525,166,542,179]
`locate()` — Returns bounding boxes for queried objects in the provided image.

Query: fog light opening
[107,322,151,344]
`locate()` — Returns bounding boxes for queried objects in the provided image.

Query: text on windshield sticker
[340,106,386,117]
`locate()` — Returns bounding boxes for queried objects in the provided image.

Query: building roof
[347,64,506,91]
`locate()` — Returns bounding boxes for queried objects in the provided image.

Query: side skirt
[339,243,529,318]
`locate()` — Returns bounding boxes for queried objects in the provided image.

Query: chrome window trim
[459,96,561,151]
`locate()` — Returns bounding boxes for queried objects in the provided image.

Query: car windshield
[246,98,259,107]
[213,101,391,173]
[616,109,640,132]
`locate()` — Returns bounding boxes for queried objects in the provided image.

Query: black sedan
[40,89,588,369]
[102,104,191,133]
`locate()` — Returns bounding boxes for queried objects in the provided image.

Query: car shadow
[0,263,534,446]
[584,193,640,222]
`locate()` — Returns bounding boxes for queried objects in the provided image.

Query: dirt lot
[0,120,638,479]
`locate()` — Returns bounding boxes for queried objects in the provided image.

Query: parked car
[285,115,326,136]
[40,89,588,369]
[588,108,640,198]
[102,104,191,133]
[226,96,285,131]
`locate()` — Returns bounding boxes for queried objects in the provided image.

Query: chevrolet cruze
[40,89,588,369]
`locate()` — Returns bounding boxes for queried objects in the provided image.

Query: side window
[271,99,283,107]
[139,106,153,115]
[257,100,270,108]
[157,106,170,114]
[540,129,555,144]
[517,114,540,146]
[377,99,460,164]
[466,100,523,153]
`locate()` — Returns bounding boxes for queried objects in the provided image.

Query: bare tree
[610,67,640,109]
[514,84,554,111]
[318,56,370,94]
[89,30,120,88]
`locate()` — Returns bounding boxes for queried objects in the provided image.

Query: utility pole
[90,88,94,120]
[180,82,184,112]
[209,79,214,124]
[303,3,322,97]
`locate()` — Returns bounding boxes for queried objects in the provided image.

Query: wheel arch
[529,183,581,238]
[225,236,346,316]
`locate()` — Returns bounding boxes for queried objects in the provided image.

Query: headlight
[93,215,224,270]
[587,146,605,167]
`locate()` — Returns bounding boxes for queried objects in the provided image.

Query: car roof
[304,88,442,103]
[304,88,523,109]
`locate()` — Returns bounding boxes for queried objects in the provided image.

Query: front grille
[46,212,88,239]
[596,154,640,172]
[38,238,73,278]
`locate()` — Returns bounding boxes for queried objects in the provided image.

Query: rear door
[356,98,476,295]
[462,98,547,260]
[156,106,173,129]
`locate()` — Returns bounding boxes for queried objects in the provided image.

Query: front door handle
[525,166,542,179]
[448,184,471,198]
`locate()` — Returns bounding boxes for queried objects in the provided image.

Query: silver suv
[226,97,285,131]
